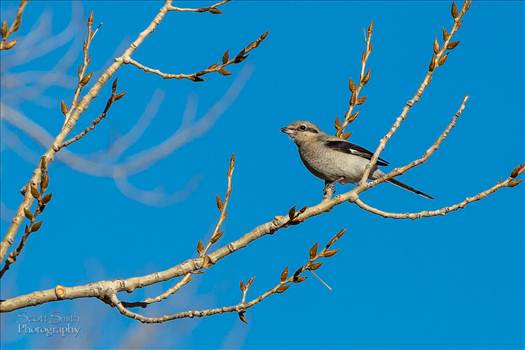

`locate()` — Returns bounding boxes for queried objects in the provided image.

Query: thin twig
[62,11,97,128]
[121,274,192,308]
[3,160,523,312]
[203,154,235,255]
[1,68,250,208]
[359,0,472,186]
[354,177,515,219]
[364,95,469,190]
[335,21,374,138]
[108,229,345,324]
[57,79,125,150]
[1,1,522,324]
[1,0,263,264]
[0,159,51,277]
[0,0,28,51]
[120,31,268,82]
[0,1,175,263]
[122,155,235,308]
[167,0,229,13]
[309,270,332,291]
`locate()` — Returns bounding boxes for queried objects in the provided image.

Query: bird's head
[281,120,321,144]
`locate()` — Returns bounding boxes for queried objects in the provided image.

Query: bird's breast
[298,144,372,183]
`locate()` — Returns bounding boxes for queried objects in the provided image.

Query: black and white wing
[324,139,390,166]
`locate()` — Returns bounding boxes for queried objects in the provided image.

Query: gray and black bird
[281,120,433,199]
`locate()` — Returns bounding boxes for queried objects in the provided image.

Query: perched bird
[281,120,433,199]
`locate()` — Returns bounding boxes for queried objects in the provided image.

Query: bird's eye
[299,125,307,131]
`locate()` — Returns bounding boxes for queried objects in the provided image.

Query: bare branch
[0,158,51,277]
[167,0,230,14]
[57,79,126,150]
[1,67,249,207]
[4,138,520,313]
[2,4,83,73]
[0,182,349,312]
[1,0,177,263]
[354,176,515,219]
[1,0,521,330]
[1,0,266,264]
[359,0,472,185]
[120,31,268,82]
[64,10,97,126]
[365,95,469,189]
[121,274,193,309]
[109,229,345,324]
[122,155,235,308]
[203,154,235,256]
[0,0,28,51]
[335,21,373,138]
[1,6,84,108]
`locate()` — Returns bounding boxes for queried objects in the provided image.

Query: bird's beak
[281,127,293,134]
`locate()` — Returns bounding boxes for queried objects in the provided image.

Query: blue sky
[1,1,523,349]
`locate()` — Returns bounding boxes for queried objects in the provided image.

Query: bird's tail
[387,178,434,199]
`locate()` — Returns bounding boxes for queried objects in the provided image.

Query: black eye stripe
[294,125,318,133]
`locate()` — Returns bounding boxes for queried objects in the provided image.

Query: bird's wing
[324,139,390,166]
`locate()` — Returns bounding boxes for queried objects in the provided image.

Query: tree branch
[355,176,520,219]
[57,79,126,150]
[122,154,235,308]
[335,21,373,138]
[121,274,193,309]
[109,229,345,324]
[365,95,469,189]
[120,31,268,82]
[1,0,175,264]
[4,152,521,312]
[0,182,354,312]
[359,0,472,186]
[0,159,51,278]
[167,0,229,14]
[1,1,522,328]
[0,0,28,51]
[0,0,265,265]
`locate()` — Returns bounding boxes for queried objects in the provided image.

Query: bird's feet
[323,183,334,199]
[323,178,344,200]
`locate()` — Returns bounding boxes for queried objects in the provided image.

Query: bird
[281,120,433,199]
